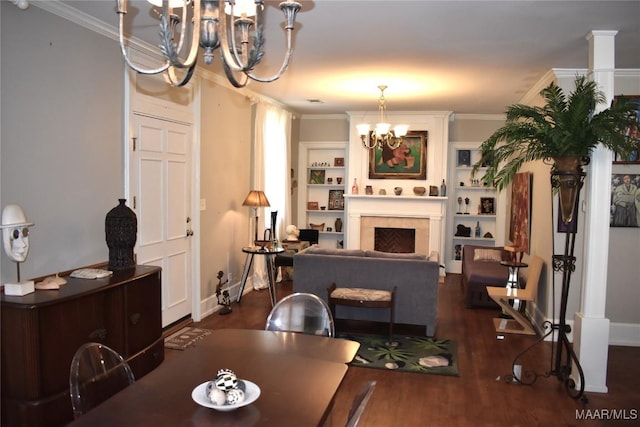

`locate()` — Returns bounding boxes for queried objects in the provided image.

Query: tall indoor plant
[473,75,639,222]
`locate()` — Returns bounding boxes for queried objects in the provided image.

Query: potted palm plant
[473,75,639,223]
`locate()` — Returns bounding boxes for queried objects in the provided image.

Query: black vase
[105,199,137,270]
[270,211,278,244]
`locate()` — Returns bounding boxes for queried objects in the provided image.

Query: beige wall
[449,115,505,142]
[299,115,350,141]
[1,3,124,278]
[199,79,252,300]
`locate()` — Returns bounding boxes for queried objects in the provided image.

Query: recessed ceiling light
[306,99,324,104]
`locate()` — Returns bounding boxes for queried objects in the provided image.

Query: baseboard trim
[609,322,640,347]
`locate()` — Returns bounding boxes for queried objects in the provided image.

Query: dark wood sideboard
[1,265,165,427]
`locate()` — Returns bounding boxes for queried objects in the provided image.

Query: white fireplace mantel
[343,194,447,262]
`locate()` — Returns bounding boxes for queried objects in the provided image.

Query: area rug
[164,327,212,350]
[338,333,459,377]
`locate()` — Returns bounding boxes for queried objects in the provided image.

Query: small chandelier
[356,85,409,150]
[116,0,302,88]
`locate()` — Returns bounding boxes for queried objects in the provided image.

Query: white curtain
[251,102,292,289]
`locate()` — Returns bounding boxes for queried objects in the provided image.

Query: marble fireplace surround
[343,195,446,262]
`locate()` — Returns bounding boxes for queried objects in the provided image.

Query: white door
[130,113,193,327]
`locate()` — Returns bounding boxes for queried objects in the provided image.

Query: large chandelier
[356,85,409,150]
[116,0,302,88]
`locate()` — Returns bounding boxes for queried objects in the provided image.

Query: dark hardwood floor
[177,274,639,427]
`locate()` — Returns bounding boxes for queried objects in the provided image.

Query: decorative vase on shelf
[334,217,343,233]
[352,178,359,194]
[105,199,137,270]
[365,185,373,195]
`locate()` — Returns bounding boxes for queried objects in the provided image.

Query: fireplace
[343,195,446,261]
[361,216,429,254]
[374,227,416,253]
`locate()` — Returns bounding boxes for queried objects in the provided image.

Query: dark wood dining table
[68,329,360,427]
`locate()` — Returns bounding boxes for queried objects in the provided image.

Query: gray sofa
[293,246,440,336]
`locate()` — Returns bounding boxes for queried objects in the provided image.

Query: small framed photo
[328,190,344,210]
[457,150,471,167]
[480,197,495,214]
[610,165,640,227]
[307,201,319,210]
[309,169,325,184]
[334,157,345,167]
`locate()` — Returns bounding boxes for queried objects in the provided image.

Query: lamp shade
[356,124,371,137]
[243,190,270,208]
[393,125,409,137]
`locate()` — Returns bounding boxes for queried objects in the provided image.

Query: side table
[279,240,311,281]
[237,246,284,307]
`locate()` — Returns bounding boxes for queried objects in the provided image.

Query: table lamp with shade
[243,190,270,245]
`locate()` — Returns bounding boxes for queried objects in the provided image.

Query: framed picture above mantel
[368,131,427,180]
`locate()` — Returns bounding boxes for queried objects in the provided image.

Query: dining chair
[487,254,544,335]
[346,380,377,427]
[265,292,335,337]
[69,342,135,418]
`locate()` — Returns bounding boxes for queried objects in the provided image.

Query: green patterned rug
[338,333,459,376]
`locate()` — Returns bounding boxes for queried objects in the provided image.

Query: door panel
[139,159,163,245]
[131,114,192,327]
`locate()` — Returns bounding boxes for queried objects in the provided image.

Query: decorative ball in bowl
[191,368,261,411]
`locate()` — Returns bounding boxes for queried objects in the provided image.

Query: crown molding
[300,114,348,120]
[451,113,505,121]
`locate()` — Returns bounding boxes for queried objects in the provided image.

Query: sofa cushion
[330,287,393,302]
[302,246,365,257]
[473,248,503,262]
[364,250,427,260]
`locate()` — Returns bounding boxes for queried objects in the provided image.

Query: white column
[573,30,617,394]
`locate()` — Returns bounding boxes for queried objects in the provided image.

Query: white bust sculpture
[285,224,300,241]
[1,204,34,263]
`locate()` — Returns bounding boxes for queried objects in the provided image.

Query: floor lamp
[243,190,270,244]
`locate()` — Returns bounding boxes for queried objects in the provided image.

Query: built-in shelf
[298,141,347,248]
[446,143,505,273]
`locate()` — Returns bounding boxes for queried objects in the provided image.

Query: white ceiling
[53,0,640,115]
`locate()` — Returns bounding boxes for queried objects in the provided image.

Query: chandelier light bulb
[375,123,391,136]
[146,0,186,7]
[356,124,371,137]
[224,0,258,17]
[393,125,409,137]
[13,0,29,9]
